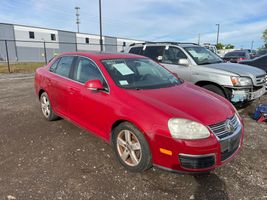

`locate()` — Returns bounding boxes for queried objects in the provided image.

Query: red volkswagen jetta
[35,52,244,173]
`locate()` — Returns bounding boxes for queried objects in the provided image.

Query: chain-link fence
[0,39,126,73]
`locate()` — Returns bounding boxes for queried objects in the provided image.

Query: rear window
[129,47,142,55]
[225,51,246,57]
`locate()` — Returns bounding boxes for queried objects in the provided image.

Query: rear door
[48,55,76,116]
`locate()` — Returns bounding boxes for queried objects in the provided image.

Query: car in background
[239,54,267,73]
[255,49,267,58]
[223,50,251,63]
[35,52,244,173]
[203,43,218,54]
[126,42,266,105]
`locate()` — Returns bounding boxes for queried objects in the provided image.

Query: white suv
[126,42,266,105]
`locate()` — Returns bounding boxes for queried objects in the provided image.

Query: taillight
[238,58,247,62]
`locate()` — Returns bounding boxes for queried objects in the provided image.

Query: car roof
[61,51,145,60]
[129,42,199,48]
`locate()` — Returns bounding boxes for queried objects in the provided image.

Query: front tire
[112,122,152,172]
[40,92,59,121]
[202,84,226,98]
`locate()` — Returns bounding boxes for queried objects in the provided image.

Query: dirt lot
[0,73,266,200]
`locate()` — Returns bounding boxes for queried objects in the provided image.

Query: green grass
[0,62,45,73]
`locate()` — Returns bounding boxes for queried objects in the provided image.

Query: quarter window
[55,56,75,77]
[163,47,187,64]
[143,46,164,61]
[129,47,142,55]
[49,58,60,72]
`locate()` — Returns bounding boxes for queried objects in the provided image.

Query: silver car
[126,42,266,104]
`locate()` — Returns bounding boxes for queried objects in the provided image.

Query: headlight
[231,76,252,86]
[168,118,210,140]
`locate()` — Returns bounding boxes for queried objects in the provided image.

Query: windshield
[184,46,223,65]
[101,58,182,89]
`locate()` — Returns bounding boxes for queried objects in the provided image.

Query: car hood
[124,82,235,126]
[203,62,266,77]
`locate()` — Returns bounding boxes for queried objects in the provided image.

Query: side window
[49,58,60,72]
[143,46,164,61]
[163,47,187,64]
[55,56,75,78]
[74,57,106,85]
[129,47,142,55]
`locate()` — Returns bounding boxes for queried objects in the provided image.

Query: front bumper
[150,119,244,173]
[230,86,265,103]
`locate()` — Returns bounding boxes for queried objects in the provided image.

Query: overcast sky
[1,0,267,48]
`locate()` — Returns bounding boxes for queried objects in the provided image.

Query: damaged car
[127,42,266,105]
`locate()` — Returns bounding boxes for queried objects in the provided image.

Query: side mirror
[84,80,105,91]
[178,58,189,66]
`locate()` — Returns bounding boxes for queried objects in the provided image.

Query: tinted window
[55,56,75,77]
[85,38,89,44]
[50,58,60,72]
[129,47,142,55]
[163,47,187,64]
[143,46,164,61]
[74,57,105,84]
[225,51,246,57]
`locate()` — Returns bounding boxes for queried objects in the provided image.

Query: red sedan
[34,52,244,173]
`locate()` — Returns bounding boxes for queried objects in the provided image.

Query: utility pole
[75,6,80,33]
[198,33,201,45]
[216,24,220,45]
[251,40,254,51]
[99,0,103,51]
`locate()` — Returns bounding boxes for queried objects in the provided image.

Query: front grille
[255,75,267,86]
[209,115,239,140]
[179,154,215,169]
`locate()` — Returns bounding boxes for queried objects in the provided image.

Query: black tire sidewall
[203,84,226,98]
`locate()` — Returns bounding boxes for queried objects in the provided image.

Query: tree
[262,29,267,45]
[225,44,235,49]
[215,43,224,50]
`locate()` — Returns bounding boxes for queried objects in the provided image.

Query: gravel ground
[0,73,266,200]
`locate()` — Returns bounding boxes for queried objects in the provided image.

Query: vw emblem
[225,119,235,133]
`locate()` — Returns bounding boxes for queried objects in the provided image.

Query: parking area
[0,73,266,200]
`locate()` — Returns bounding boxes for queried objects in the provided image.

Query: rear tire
[40,92,59,121]
[202,84,226,98]
[112,122,152,172]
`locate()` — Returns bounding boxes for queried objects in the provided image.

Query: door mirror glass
[178,58,189,66]
[85,79,105,91]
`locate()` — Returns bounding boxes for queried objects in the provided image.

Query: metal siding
[58,31,76,52]
[0,24,17,61]
[104,36,117,53]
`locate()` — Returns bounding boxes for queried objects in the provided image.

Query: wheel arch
[109,119,147,145]
[195,80,231,99]
[38,89,46,100]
